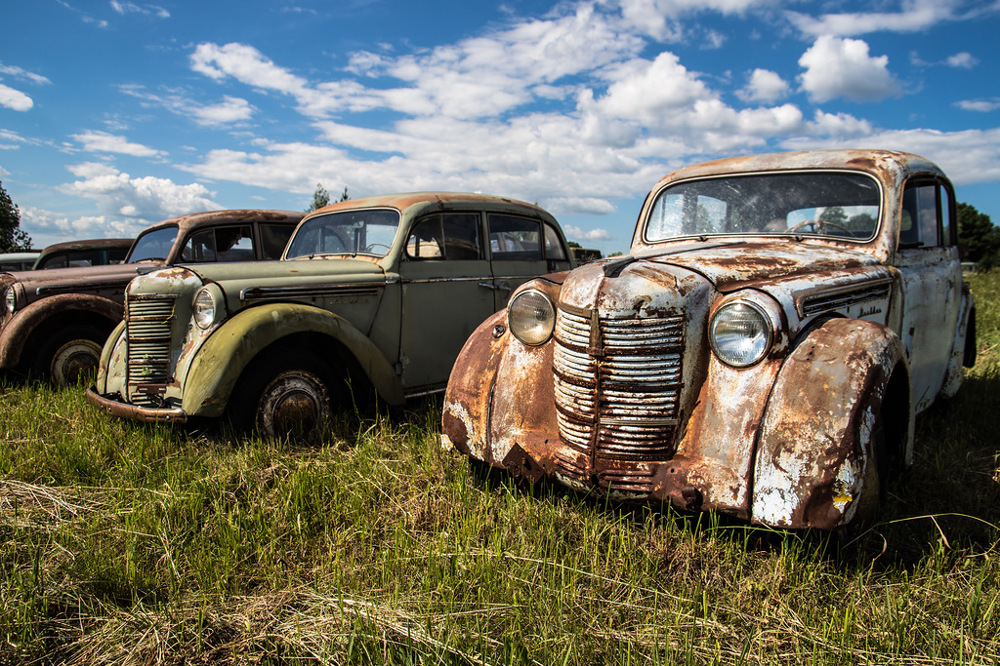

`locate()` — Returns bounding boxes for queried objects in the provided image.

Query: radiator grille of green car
[125,295,177,406]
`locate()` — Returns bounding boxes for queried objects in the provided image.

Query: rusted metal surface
[443,149,973,530]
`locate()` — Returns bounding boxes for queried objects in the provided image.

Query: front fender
[0,293,123,369]
[751,318,911,530]
[181,303,403,417]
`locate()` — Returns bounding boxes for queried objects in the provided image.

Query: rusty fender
[751,318,911,530]
[180,303,404,418]
[0,292,123,369]
[442,291,563,481]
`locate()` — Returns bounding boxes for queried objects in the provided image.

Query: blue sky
[2,0,999,254]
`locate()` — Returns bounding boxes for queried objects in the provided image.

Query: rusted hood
[4,263,148,303]
[632,240,881,292]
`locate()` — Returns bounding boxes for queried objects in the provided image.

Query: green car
[87,192,574,437]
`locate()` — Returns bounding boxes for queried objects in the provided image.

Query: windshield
[644,171,882,243]
[285,209,401,259]
[128,226,179,263]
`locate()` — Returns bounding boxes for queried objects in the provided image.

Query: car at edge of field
[86,192,575,438]
[441,149,976,531]
[32,238,135,270]
[0,210,303,385]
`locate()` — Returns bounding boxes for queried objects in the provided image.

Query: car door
[893,179,963,413]
[396,211,496,392]
[487,214,572,310]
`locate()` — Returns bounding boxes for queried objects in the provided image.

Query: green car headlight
[709,301,773,367]
[193,286,222,330]
[508,289,555,346]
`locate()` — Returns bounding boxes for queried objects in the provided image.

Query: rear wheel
[36,325,105,386]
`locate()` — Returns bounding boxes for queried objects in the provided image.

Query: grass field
[2,273,999,665]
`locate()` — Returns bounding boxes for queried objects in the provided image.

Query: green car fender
[180,302,404,417]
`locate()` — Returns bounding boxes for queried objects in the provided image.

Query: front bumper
[85,386,188,424]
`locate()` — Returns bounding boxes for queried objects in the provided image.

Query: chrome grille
[553,307,684,481]
[126,295,176,406]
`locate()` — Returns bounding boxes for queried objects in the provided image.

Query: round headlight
[508,289,555,346]
[193,287,218,330]
[709,301,773,367]
[3,288,15,315]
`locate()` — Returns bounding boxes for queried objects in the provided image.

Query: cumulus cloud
[798,36,903,103]
[20,207,140,245]
[946,52,978,68]
[738,69,789,104]
[563,224,614,241]
[72,131,165,157]
[618,0,771,40]
[58,162,219,220]
[0,83,32,111]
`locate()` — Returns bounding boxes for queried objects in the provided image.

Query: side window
[406,213,481,260]
[940,185,955,246]
[900,182,940,247]
[544,223,568,261]
[488,215,542,260]
[261,223,295,259]
[182,225,254,262]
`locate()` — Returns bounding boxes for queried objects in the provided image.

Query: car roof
[306,192,558,224]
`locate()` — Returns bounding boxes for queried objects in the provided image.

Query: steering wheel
[787,219,852,236]
[364,243,391,253]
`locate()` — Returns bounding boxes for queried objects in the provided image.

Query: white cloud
[189,96,254,126]
[190,42,311,95]
[946,52,978,68]
[20,207,140,245]
[0,63,51,86]
[786,0,962,37]
[563,223,614,240]
[618,0,771,41]
[738,69,789,104]
[110,1,170,18]
[0,83,33,111]
[591,52,714,125]
[119,85,254,127]
[798,36,903,103]
[58,163,219,220]
[955,98,1000,112]
[72,130,165,157]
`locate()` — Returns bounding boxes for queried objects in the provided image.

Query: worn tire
[36,325,105,386]
[231,352,333,440]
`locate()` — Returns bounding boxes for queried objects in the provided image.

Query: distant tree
[567,240,582,248]
[0,178,32,251]
[305,183,350,212]
[819,206,847,226]
[957,201,1000,271]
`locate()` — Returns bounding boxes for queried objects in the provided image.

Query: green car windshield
[285,210,401,259]
[644,172,882,243]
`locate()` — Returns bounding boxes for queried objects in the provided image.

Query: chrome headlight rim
[192,285,223,330]
[507,288,556,347]
[709,300,774,368]
[3,287,15,315]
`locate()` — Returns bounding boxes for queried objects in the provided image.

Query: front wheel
[231,352,333,440]
[36,325,105,386]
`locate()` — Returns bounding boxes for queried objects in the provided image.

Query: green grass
[2,273,1000,664]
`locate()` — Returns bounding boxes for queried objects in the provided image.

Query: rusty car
[86,192,574,438]
[441,149,977,530]
[1,210,302,384]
